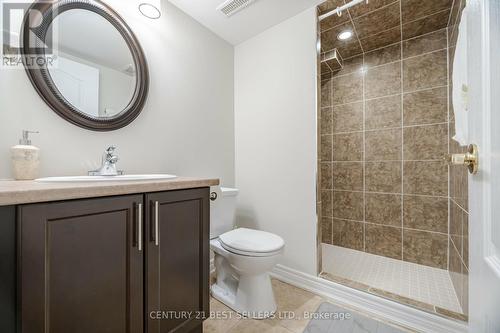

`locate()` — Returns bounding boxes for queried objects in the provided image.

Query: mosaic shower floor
[321,244,465,319]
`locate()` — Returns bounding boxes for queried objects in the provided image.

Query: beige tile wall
[447,0,469,316]
[320,29,451,270]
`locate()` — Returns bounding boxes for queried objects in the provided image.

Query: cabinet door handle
[137,203,143,251]
[154,201,159,246]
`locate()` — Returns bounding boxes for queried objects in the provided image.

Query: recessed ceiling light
[139,2,162,19]
[337,30,353,41]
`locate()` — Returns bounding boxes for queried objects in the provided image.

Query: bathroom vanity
[0,177,218,333]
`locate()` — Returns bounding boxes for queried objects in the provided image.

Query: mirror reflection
[46,9,136,118]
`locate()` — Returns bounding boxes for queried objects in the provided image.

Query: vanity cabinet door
[18,195,144,333]
[145,188,209,333]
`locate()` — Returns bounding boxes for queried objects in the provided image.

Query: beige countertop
[0,177,219,206]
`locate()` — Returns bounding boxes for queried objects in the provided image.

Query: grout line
[399,0,405,260]
[362,49,366,252]
[364,27,449,56]
[447,0,457,27]
[321,215,450,237]
[450,197,468,214]
[321,0,398,35]
[446,25,451,272]
[449,0,464,43]
[322,188,449,200]
[450,236,469,273]
[322,159,449,163]
[403,7,452,27]
[344,0,365,54]
[321,121,449,136]
[330,48,447,81]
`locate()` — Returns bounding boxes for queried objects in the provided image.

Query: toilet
[210,187,285,319]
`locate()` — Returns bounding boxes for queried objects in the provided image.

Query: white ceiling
[50,9,134,71]
[168,0,324,45]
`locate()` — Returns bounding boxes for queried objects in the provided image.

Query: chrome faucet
[88,146,124,176]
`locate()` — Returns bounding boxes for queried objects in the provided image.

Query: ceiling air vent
[217,0,257,17]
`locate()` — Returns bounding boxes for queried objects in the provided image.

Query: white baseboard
[270,264,468,333]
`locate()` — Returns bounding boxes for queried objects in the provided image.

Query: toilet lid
[219,228,284,254]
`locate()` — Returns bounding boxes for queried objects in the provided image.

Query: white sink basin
[35,174,177,183]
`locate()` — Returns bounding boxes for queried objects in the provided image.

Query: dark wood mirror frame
[21,0,149,131]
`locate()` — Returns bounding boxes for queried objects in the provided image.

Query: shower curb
[270,264,468,333]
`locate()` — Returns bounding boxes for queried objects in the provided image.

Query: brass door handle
[446,144,479,174]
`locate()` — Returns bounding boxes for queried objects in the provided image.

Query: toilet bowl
[210,188,285,319]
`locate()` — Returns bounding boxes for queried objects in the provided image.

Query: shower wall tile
[332,102,363,133]
[447,2,468,313]
[449,201,462,242]
[403,229,448,269]
[403,49,448,92]
[332,162,364,191]
[365,161,402,193]
[335,55,364,76]
[364,43,401,68]
[402,29,447,58]
[332,191,364,221]
[332,72,364,104]
[360,26,402,53]
[348,0,396,18]
[403,124,448,160]
[365,62,402,99]
[402,9,450,40]
[401,0,453,23]
[353,2,401,38]
[450,163,468,211]
[365,95,402,130]
[403,87,448,125]
[321,163,333,189]
[365,129,402,161]
[321,134,332,161]
[403,161,448,196]
[321,62,332,75]
[321,79,332,107]
[365,193,402,226]
[318,3,455,276]
[463,212,469,268]
[332,219,364,251]
[449,238,463,307]
[321,217,333,244]
[403,195,448,233]
[365,224,402,259]
[332,132,363,161]
[318,0,345,15]
[321,190,333,217]
[321,107,333,134]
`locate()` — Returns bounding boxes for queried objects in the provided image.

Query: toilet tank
[210,187,239,239]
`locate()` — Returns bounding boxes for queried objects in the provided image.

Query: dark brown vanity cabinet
[145,189,209,333]
[17,188,209,333]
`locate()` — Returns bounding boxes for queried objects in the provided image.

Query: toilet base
[211,272,277,319]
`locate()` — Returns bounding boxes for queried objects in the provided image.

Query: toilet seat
[219,228,284,257]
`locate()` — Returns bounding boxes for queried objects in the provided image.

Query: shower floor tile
[321,244,463,314]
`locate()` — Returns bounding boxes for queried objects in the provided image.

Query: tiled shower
[317,0,468,321]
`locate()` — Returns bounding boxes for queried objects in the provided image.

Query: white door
[49,56,100,116]
[467,0,500,332]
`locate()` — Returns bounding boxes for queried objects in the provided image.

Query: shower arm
[318,0,369,21]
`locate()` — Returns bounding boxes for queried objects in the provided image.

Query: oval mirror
[21,0,149,131]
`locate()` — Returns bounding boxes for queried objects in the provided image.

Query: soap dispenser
[11,130,40,180]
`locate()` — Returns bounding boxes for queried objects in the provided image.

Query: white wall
[234,8,318,275]
[0,0,235,184]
